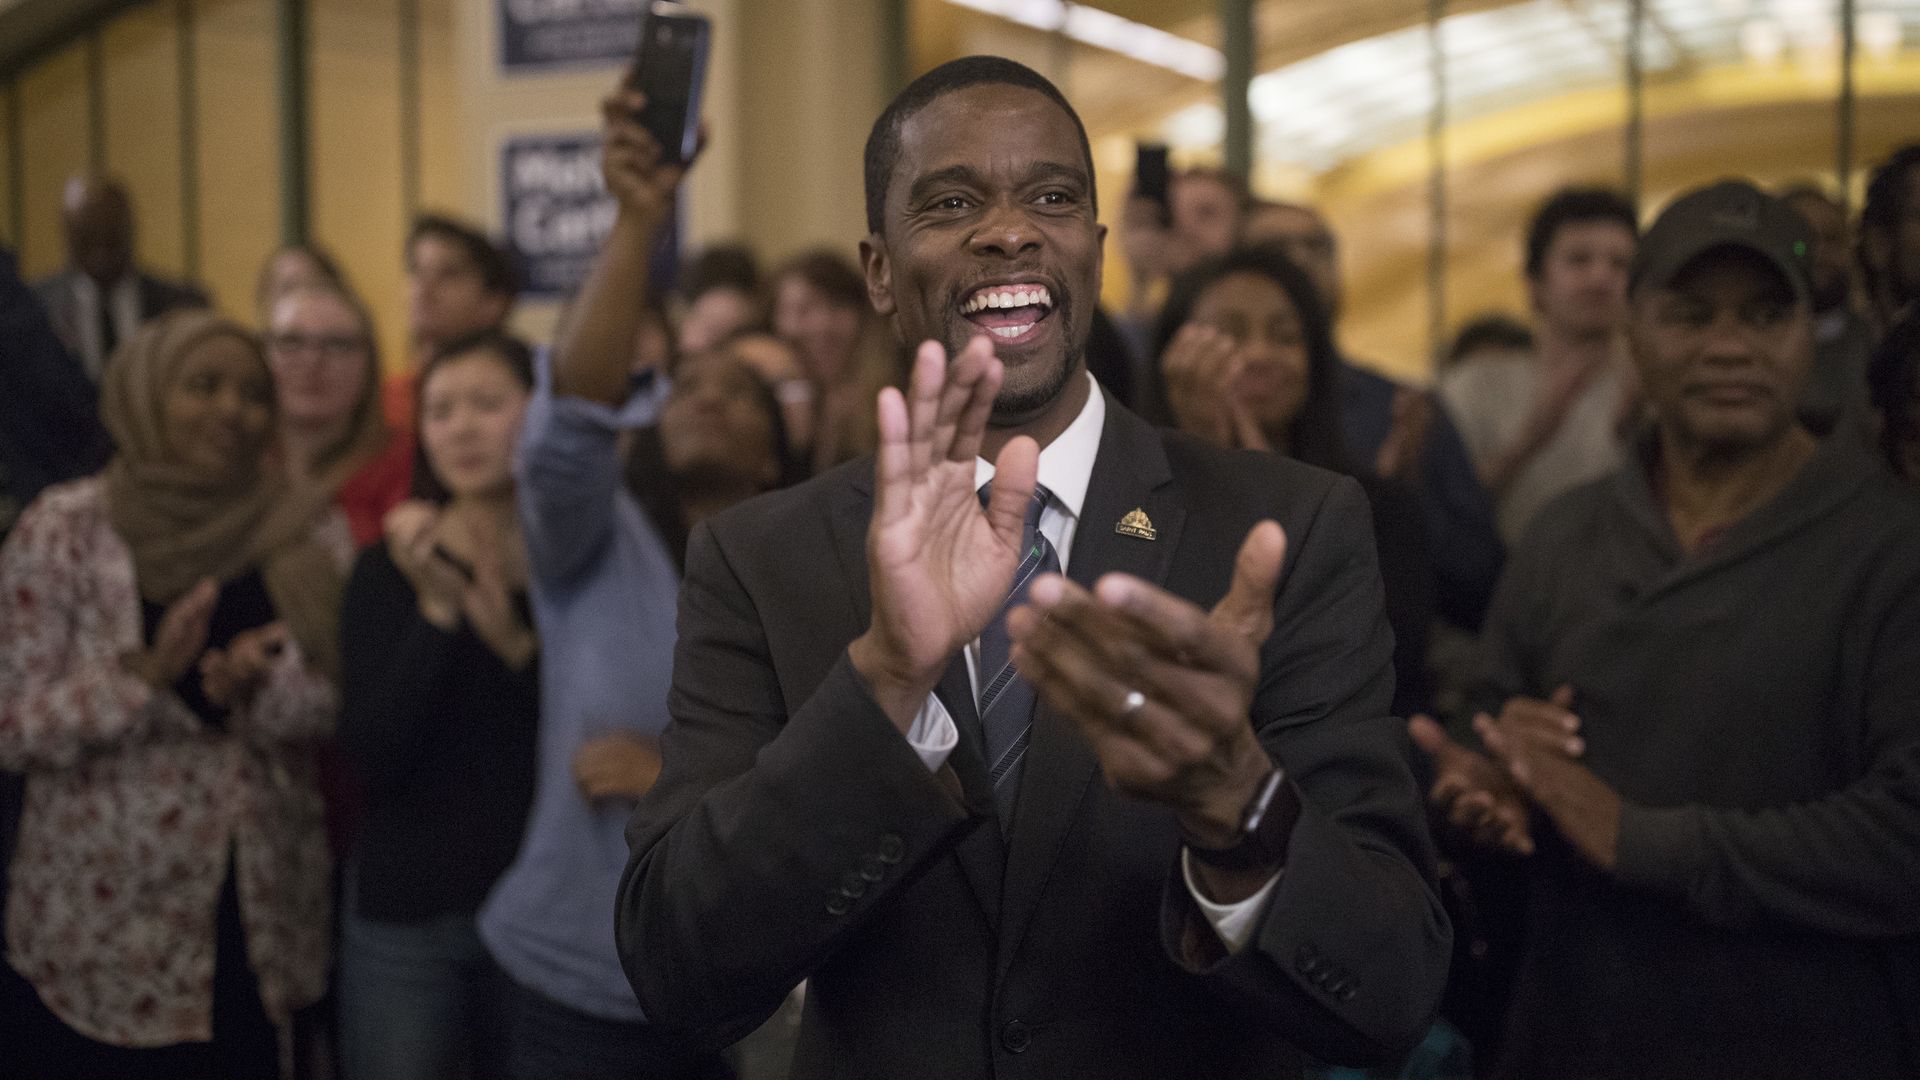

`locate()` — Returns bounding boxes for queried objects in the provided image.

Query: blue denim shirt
[477,355,677,1021]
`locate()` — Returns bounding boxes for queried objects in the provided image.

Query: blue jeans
[494,972,731,1080]
[337,901,507,1080]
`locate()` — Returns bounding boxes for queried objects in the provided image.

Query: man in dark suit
[608,57,1450,1077]
[32,176,208,382]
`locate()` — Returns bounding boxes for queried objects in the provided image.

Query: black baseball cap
[1631,180,1814,301]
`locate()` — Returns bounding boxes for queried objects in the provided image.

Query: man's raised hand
[849,336,1038,729]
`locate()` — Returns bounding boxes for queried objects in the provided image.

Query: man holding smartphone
[604,57,1449,1077]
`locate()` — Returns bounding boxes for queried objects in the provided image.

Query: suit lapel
[997,396,1183,975]
[840,465,1005,925]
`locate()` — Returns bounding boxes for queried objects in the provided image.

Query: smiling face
[419,350,530,500]
[1189,271,1311,435]
[162,332,276,480]
[1632,247,1813,456]
[861,82,1106,423]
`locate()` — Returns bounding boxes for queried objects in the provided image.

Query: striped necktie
[975,483,1059,829]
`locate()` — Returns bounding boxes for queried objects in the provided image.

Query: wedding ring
[1120,689,1147,718]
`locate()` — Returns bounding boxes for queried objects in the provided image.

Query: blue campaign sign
[499,0,644,73]
[499,132,679,300]
[501,133,617,299]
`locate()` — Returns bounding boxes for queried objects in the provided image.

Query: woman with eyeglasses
[265,283,414,549]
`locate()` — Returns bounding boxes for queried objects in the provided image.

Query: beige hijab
[101,310,344,678]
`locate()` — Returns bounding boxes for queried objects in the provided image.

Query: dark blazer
[33,267,210,376]
[616,392,1451,1078]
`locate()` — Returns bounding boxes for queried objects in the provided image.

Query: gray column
[1220,0,1254,179]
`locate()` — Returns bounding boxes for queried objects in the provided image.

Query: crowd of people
[0,52,1917,1080]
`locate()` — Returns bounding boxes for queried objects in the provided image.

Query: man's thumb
[1212,521,1286,643]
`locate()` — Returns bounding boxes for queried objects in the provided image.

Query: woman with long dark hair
[336,330,540,1080]
[1151,246,1436,716]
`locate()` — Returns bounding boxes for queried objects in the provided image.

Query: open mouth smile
[961,282,1055,347]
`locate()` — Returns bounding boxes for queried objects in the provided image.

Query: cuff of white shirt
[905,693,960,772]
[1181,848,1282,954]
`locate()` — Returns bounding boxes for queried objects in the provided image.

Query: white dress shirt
[900,373,1280,951]
[67,274,142,382]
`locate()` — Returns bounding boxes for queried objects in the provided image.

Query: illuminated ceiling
[927,0,1920,170]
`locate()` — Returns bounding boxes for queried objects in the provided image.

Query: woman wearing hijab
[0,310,342,1078]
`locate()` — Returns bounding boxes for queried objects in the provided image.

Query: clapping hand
[126,578,218,692]
[848,336,1040,729]
[1007,521,1289,891]
[1161,323,1268,451]
[1475,686,1623,872]
[200,621,290,710]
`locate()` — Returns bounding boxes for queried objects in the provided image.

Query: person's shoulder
[1335,356,1403,402]
[5,476,111,560]
[1507,471,1619,557]
[23,475,109,525]
[695,457,868,554]
[1155,426,1351,520]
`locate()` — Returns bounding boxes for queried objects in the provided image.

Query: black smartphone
[431,542,477,584]
[1135,142,1171,221]
[628,1,711,165]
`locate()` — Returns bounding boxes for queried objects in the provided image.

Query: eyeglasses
[268,332,368,360]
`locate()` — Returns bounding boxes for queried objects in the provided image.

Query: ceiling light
[941,0,1225,81]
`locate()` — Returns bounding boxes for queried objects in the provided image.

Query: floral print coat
[0,478,335,1047]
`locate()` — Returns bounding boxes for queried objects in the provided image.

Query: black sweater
[1475,433,1920,1079]
[339,542,538,922]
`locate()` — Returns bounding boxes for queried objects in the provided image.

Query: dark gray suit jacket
[32,267,209,378]
[616,393,1451,1078]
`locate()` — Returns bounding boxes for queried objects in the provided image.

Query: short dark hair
[1858,144,1920,302]
[863,56,1096,236]
[680,244,761,302]
[410,328,535,502]
[774,249,868,311]
[409,213,518,297]
[1525,187,1638,280]
[1445,313,1534,369]
[1147,244,1348,473]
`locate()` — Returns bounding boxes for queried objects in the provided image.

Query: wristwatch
[1187,768,1300,873]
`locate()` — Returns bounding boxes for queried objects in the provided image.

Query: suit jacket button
[876,834,905,864]
[839,871,868,898]
[826,894,852,916]
[859,856,886,882]
[1001,1020,1031,1053]
[1337,986,1357,1002]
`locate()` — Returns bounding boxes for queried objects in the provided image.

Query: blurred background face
[773,277,862,386]
[1169,174,1242,275]
[1244,204,1342,318]
[659,351,780,489]
[268,290,372,431]
[1531,220,1635,338]
[1188,271,1311,433]
[65,184,135,286]
[409,235,504,349]
[163,333,275,479]
[679,286,759,355]
[419,350,529,499]
[1631,249,1812,454]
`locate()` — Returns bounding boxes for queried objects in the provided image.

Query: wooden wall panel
[16,44,91,280]
[190,0,279,320]
[101,3,188,281]
[311,0,407,368]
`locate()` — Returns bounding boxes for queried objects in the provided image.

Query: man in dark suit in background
[33,176,208,382]
[610,57,1449,1078]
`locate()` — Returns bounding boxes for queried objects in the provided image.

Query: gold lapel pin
[1115,507,1157,541]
